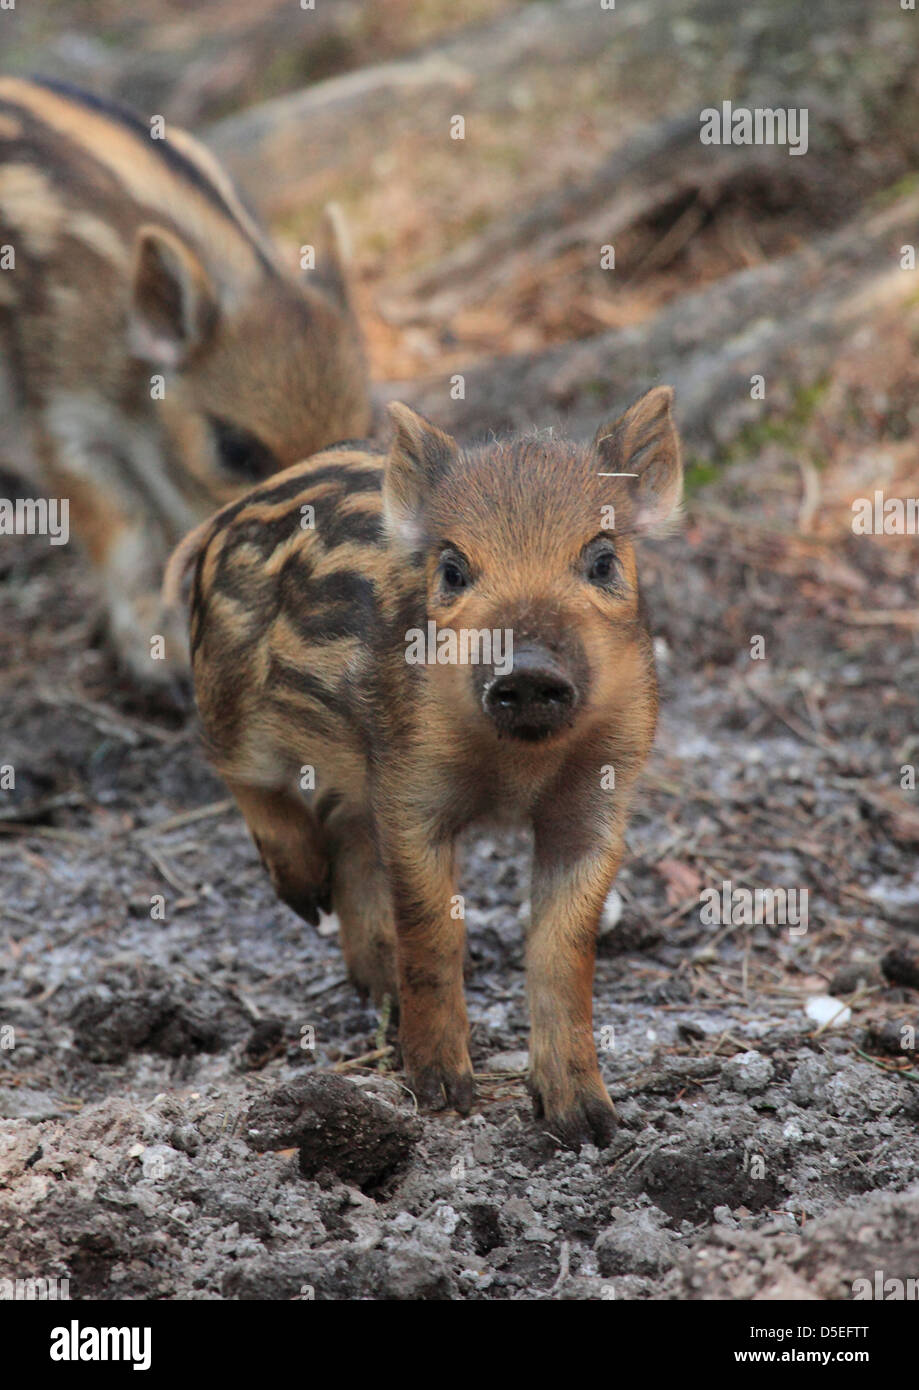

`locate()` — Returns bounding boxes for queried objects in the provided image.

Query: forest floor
[2,310,919,1298]
[2,0,919,1300]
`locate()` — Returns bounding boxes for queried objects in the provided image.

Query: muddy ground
[2,310,919,1300]
[2,0,919,1303]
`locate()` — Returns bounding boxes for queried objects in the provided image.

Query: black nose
[484,650,577,740]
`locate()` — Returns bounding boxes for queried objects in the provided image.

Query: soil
[2,313,918,1299]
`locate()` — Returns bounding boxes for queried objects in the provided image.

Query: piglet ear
[382,402,457,549]
[593,386,683,533]
[308,202,355,312]
[128,225,218,368]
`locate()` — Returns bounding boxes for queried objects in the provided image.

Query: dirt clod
[596,1206,676,1277]
[721,1051,774,1095]
[862,1020,918,1057]
[69,977,233,1063]
[881,948,919,992]
[244,1075,420,1193]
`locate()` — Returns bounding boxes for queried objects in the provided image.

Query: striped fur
[0,76,370,694]
[171,391,683,1146]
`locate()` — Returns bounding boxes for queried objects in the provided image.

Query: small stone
[595,1207,675,1277]
[501,1197,536,1228]
[804,995,851,1028]
[377,1248,453,1300]
[615,1098,643,1128]
[169,1124,200,1155]
[485,1049,529,1073]
[824,1064,904,1120]
[523,1225,555,1242]
[788,1055,832,1106]
[828,962,881,995]
[721,1050,774,1094]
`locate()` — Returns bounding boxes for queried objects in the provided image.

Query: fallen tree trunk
[379,192,919,454]
[206,0,913,223]
[374,1,919,328]
[376,118,847,328]
[207,0,625,212]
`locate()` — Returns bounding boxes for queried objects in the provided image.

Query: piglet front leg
[382,821,475,1115]
[527,791,627,1148]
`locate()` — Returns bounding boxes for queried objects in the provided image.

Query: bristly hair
[27,75,277,275]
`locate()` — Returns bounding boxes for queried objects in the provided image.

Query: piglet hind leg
[228,781,331,927]
[327,813,399,1007]
[527,803,625,1149]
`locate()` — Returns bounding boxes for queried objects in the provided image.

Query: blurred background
[5,0,919,455]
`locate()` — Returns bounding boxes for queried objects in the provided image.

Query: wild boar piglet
[167,388,682,1144]
[0,76,369,695]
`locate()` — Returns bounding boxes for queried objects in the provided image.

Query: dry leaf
[657,858,703,906]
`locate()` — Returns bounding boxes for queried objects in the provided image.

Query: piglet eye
[582,538,620,588]
[209,415,280,481]
[438,547,470,592]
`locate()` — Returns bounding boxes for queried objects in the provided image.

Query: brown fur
[0,77,370,694]
[170,389,682,1146]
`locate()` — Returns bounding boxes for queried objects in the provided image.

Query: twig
[0,823,94,845]
[333,1046,394,1072]
[746,684,844,760]
[144,846,197,895]
[852,1046,919,1085]
[134,799,234,840]
[838,610,919,629]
